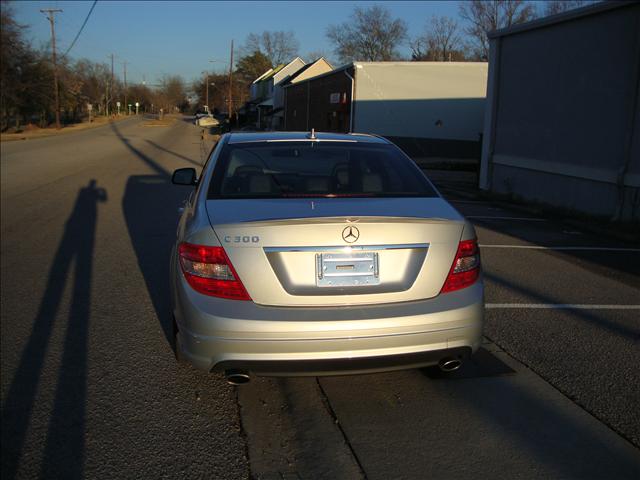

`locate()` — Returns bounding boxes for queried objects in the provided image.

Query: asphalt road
[1,117,639,479]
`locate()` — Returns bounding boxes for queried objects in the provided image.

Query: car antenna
[308,128,316,140]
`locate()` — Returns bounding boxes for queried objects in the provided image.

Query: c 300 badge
[223,235,260,244]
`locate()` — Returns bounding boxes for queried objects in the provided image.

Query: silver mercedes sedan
[170,131,483,384]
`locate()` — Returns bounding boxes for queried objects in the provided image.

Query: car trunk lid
[207,198,464,306]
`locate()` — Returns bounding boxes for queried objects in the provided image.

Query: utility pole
[122,61,128,115]
[204,59,215,113]
[40,9,63,129]
[228,39,234,125]
[205,71,209,112]
[108,54,114,117]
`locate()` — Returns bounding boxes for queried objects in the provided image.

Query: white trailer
[351,62,488,143]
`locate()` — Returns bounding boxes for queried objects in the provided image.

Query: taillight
[178,242,251,300]
[441,238,481,293]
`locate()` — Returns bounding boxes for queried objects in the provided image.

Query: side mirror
[172,168,197,186]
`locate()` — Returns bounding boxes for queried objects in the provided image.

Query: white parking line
[467,216,546,221]
[479,245,640,252]
[486,303,640,310]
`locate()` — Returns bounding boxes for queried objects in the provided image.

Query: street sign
[116,101,121,107]
[87,103,93,111]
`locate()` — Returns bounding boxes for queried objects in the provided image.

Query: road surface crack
[315,377,368,480]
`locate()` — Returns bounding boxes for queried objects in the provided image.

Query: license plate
[315,252,380,287]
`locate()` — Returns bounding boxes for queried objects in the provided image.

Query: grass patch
[1,116,131,142]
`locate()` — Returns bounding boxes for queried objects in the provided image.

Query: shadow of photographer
[1,180,106,480]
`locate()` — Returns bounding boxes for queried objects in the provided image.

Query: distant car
[195,114,219,127]
[170,131,483,385]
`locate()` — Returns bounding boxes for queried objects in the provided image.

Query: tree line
[1,4,189,132]
[329,0,588,63]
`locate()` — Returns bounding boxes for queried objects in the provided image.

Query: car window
[207,142,437,199]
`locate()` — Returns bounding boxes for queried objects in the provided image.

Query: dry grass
[1,116,131,142]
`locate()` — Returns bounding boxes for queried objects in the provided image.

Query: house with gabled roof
[247,57,306,129]
[273,57,334,130]
[249,68,274,102]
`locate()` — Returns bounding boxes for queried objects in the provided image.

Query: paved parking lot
[433,172,640,448]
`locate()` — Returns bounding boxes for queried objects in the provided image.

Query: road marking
[467,215,546,221]
[479,244,640,252]
[486,303,640,310]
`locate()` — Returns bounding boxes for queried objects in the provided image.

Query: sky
[13,1,464,86]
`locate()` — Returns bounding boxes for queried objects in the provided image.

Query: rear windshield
[207,141,438,199]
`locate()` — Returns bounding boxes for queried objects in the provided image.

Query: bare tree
[412,16,464,61]
[409,37,428,61]
[304,50,335,66]
[157,75,187,112]
[326,5,408,63]
[543,0,585,16]
[243,31,300,66]
[235,50,272,83]
[74,59,110,107]
[458,0,537,60]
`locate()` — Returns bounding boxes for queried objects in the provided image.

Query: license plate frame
[315,252,380,287]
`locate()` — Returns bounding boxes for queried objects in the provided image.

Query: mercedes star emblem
[342,226,359,243]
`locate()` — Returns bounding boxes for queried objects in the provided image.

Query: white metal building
[284,61,488,158]
[480,2,640,221]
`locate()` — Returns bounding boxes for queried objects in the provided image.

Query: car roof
[226,131,390,145]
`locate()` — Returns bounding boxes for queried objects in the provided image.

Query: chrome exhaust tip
[225,370,251,386]
[438,358,462,372]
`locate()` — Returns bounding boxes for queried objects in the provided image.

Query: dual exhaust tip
[224,358,462,385]
[225,369,251,385]
[438,357,462,372]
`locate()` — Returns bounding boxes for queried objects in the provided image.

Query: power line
[61,0,98,59]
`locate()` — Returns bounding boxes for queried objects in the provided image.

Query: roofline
[279,57,335,86]
[285,56,305,66]
[252,68,274,84]
[352,61,487,66]
[488,1,634,39]
[318,56,334,70]
[283,63,354,88]
[273,57,308,85]
[282,60,489,88]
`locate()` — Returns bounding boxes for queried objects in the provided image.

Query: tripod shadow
[1,180,106,480]
[110,121,191,347]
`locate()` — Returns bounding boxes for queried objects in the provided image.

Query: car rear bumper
[216,347,474,376]
[173,276,484,375]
